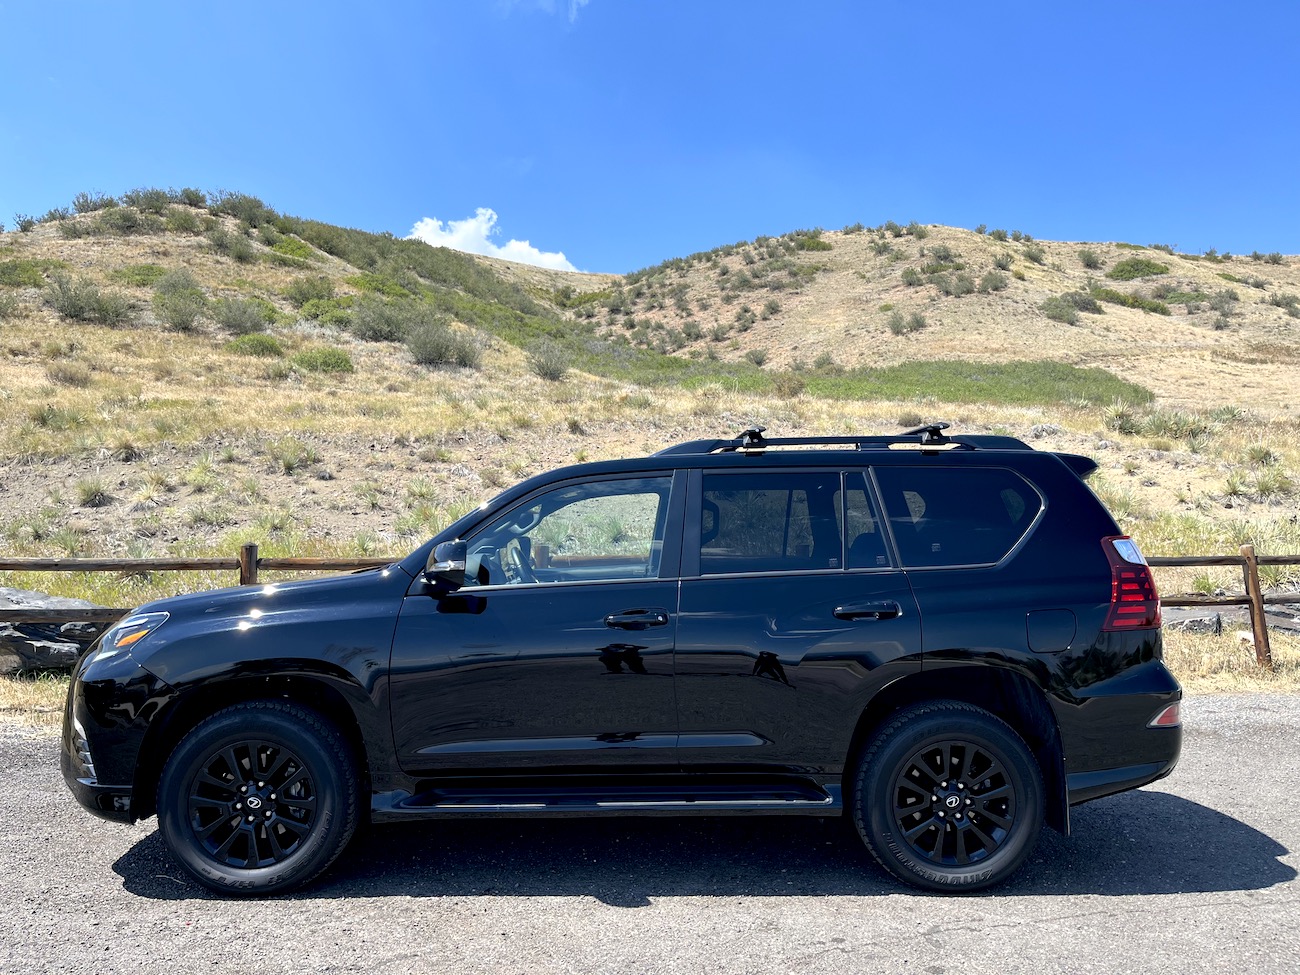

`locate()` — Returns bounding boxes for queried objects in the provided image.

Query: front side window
[873,466,1042,567]
[463,476,670,587]
[700,471,843,575]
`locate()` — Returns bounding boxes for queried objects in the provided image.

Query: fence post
[239,543,259,587]
[1239,544,1272,670]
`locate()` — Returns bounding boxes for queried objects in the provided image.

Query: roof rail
[652,424,1034,456]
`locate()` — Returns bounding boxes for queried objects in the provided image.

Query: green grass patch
[292,346,354,372]
[345,273,410,298]
[110,263,168,287]
[1090,287,1171,315]
[1106,257,1170,280]
[225,334,284,357]
[805,360,1153,407]
[271,237,319,262]
[0,258,68,288]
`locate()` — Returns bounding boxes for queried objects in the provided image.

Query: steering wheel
[500,537,537,585]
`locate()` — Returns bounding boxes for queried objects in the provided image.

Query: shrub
[762,297,781,318]
[906,222,930,239]
[989,228,1008,242]
[1040,296,1080,325]
[979,270,1008,292]
[58,220,94,239]
[882,220,903,237]
[1149,243,1175,255]
[1,258,65,288]
[206,226,256,261]
[901,267,924,287]
[72,191,116,213]
[0,292,22,319]
[991,252,1013,271]
[120,187,172,214]
[974,224,987,235]
[293,346,354,372]
[406,321,480,368]
[226,334,284,357]
[926,243,958,262]
[284,275,335,307]
[744,348,768,367]
[210,191,275,226]
[1266,292,1300,317]
[1106,257,1170,280]
[1078,248,1104,270]
[351,296,414,341]
[177,187,208,208]
[1209,288,1238,316]
[43,274,131,325]
[1010,230,1024,242]
[215,297,275,334]
[42,206,72,222]
[1090,287,1171,315]
[526,339,569,380]
[1061,291,1103,313]
[152,269,207,331]
[75,477,112,508]
[887,310,926,335]
[95,207,163,235]
[934,272,976,297]
[164,206,201,234]
[773,372,806,397]
[1022,242,1046,265]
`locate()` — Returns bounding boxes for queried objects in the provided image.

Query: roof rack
[653,423,1034,456]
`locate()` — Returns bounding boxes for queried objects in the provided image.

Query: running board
[371,778,842,821]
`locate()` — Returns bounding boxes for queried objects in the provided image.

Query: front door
[390,473,684,776]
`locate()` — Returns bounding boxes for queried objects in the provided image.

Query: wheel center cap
[944,794,961,809]
[245,795,263,810]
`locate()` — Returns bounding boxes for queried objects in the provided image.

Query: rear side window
[700,471,843,574]
[874,466,1041,568]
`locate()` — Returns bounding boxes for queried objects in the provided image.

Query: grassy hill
[2,189,1299,617]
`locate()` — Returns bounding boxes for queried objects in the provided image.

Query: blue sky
[3,1,1298,273]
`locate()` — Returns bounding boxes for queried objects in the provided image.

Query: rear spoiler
[1055,453,1099,478]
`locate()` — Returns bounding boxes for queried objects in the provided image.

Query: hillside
[0,190,1298,614]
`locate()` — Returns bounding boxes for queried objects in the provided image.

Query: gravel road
[3,695,1297,975]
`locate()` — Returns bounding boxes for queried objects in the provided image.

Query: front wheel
[156,701,359,895]
[853,701,1044,892]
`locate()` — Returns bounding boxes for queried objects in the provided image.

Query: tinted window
[844,471,891,569]
[874,466,1041,567]
[700,471,842,575]
[464,477,670,586]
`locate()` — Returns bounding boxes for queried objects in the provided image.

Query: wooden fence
[2,543,1297,670]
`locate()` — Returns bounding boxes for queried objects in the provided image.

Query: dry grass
[4,629,1296,733]
[0,673,66,728]
[1162,629,1300,692]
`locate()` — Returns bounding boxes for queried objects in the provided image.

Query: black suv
[62,425,1181,894]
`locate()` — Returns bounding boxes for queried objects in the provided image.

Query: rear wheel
[853,701,1043,891]
[157,701,359,895]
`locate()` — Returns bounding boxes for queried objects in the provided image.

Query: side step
[372,776,842,821]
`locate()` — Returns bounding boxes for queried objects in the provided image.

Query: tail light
[1102,536,1161,630]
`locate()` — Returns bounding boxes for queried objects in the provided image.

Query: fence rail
[2,544,1297,669]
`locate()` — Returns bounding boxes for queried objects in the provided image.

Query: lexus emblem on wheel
[246,796,263,810]
[945,795,961,808]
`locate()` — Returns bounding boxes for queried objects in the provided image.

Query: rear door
[673,467,922,773]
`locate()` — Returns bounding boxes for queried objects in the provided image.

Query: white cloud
[495,0,591,23]
[407,208,577,272]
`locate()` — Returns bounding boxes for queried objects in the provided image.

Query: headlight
[90,611,170,663]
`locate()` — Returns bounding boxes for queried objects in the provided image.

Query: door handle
[834,600,902,621]
[604,608,670,630]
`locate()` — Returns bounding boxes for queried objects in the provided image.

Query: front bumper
[60,644,175,824]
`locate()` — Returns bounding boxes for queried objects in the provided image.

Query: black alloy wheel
[157,701,359,895]
[854,701,1044,891]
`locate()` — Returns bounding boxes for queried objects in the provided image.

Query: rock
[1029,423,1062,439]
[0,587,110,675]
[1164,613,1224,636]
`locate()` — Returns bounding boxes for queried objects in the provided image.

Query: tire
[852,701,1044,892]
[156,700,359,896]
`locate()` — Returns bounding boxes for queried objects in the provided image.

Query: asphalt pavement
[2,694,1297,975]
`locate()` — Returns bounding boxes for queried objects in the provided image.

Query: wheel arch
[846,663,1068,833]
[132,672,372,822]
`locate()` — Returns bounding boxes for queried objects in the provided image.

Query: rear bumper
[1066,748,1179,806]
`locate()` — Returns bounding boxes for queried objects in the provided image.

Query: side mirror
[424,540,466,591]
